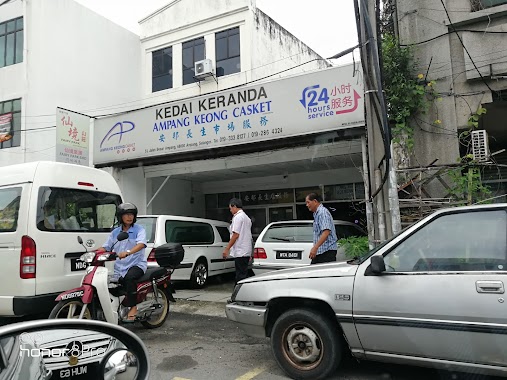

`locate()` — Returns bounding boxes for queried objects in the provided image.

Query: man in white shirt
[222,198,253,285]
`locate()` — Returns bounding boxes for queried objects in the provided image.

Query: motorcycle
[49,232,184,329]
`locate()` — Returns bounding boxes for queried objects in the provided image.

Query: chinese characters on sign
[56,108,90,166]
[240,189,294,206]
[94,64,365,165]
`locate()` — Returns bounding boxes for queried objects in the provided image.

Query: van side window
[37,187,121,232]
[217,226,230,242]
[0,187,21,232]
[165,220,214,245]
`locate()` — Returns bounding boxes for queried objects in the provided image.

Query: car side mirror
[0,319,149,380]
[370,255,386,274]
[117,231,129,241]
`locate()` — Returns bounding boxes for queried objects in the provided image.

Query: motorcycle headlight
[79,252,96,263]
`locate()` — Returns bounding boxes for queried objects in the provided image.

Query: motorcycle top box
[154,243,185,268]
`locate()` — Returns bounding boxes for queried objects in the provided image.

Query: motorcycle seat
[137,267,167,283]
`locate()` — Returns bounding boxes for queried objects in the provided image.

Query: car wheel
[191,259,208,288]
[271,308,342,380]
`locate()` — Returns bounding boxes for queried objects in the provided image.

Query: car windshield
[136,217,156,243]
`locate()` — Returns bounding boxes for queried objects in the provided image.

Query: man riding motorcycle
[96,202,146,322]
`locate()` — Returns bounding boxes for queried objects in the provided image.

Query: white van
[136,215,235,288]
[0,161,122,316]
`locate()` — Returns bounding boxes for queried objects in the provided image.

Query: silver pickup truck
[226,204,507,379]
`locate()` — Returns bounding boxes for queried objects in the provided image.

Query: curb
[170,298,227,318]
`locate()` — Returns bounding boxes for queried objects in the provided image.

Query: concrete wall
[201,168,363,194]
[396,0,507,168]
[250,9,329,81]
[132,0,329,111]
[148,177,205,217]
[0,0,142,167]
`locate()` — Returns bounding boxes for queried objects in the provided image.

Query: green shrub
[338,236,370,259]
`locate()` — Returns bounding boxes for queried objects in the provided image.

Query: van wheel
[49,300,94,319]
[191,259,208,288]
[271,308,342,380]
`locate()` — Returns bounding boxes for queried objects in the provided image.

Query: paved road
[1,273,504,380]
[130,310,501,380]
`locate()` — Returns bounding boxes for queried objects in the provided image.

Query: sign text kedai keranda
[153,87,271,131]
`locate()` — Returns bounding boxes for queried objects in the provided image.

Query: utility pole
[355,0,401,243]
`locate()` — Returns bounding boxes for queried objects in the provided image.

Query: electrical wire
[401,29,507,47]
[439,0,495,94]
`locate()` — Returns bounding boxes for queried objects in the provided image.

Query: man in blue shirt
[97,202,147,322]
[305,193,338,264]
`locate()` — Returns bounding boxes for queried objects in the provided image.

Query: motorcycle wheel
[49,299,94,319]
[140,288,169,329]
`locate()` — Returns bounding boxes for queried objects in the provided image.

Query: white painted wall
[148,177,205,217]
[119,166,147,214]
[0,0,142,167]
[135,0,329,107]
[202,168,363,194]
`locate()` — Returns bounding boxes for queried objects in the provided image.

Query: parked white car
[253,220,366,274]
[137,215,234,288]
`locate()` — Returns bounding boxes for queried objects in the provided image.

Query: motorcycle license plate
[70,258,88,271]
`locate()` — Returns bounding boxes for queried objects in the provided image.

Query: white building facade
[1,0,367,237]
[0,0,141,167]
[93,0,367,237]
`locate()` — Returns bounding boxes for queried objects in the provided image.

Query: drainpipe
[375,168,387,241]
[361,136,375,249]
[388,145,402,235]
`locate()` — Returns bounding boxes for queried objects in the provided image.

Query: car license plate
[70,258,88,271]
[276,251,302,260]
[55,364,91,379]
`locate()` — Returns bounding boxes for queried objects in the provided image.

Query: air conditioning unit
[194,59,214,79]
[471,130,490,162]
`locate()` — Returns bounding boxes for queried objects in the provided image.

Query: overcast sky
[74,0,358,64]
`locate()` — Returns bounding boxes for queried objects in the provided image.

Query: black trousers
[121,266,144,307]
[235,257,250,285]
[311,250,337,264]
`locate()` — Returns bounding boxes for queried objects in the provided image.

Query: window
[384,210,507,272]
[152,47,173,92]
[165,220,214,244]
[36,187,121,232]
[0,17,23,68]
[0,187,21,232]
[0,98,21,149]
[217,226,230,243]
[215,27,240,77]
[263,223,314,243]
[472,0,507,11]
[182,37,205,85]
[136,217,157,243]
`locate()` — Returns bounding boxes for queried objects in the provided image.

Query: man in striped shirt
[305,192,338,264]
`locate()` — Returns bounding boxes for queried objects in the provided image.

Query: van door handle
[476,281,504,294]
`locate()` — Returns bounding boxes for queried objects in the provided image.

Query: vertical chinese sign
[56,108,90,166]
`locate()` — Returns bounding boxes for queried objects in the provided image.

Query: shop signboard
[93,64,364,165]
[56,108,90,166]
